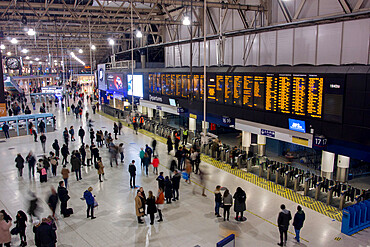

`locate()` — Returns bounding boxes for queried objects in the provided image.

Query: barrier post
[275,168,281,184]
[267,165,272,180]
[326,185,335,205]
[315,181,322,200]
[304,177,311,196]
[339,190,348,210]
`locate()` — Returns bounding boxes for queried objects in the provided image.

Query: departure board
[216,75,224,103]
[187,75,192,97]
[161,74,166,95]
[200,75,204,99]
[243,76,253,107]
[149,74,153,93]
[170,74,175,96]
[234,75,243,106]
[254,76,265,109]
[181,74,187,98]
[225,75,233,105]
[307,75,323,118]
[193,75,200,99]
[175,74,181,97]
[207,77,216,101]
[292,75,306,116]
[277,74,291,114]
[165,74,171,95]
[156,74,162,95]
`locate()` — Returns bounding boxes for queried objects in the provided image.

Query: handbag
[139,208,144,213]
[11,227,20,235]
[94,199,98,208]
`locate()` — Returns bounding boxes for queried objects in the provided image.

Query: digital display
[175,74,181,97]
[207,77,216,101]
[234,75,243,106]
[169,98,177,106]
[216,75,224,103]
[292,75,306,116]
[193,75,200,99]
[225,75,233,105]
[166,74,171,95]
[149,74,154,93]
[254,76,265,109]
[200,75,204,99]
[243,76,253,107]
[181,74,187,98]
[107,73,124,93]
[277,74,291,114]
[265,74,278,111]
[307,75,323,118]
[186,75,192,97]
[289,118,306,133]
[127,74,143,98]
[161,74,166,95]
[155,74,161,95]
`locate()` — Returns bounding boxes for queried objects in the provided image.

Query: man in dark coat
[2,122,9,139]
[61,144,69,165]
[128,160,136,188]
[156,172,165,191]
[57,181,70,217]
[78,126,85,144]
[277,204,292,246]
[38,120,46,134]
[292,205,305,243]
[40,133,47,153]
[36,218,57,246]
[171,170,181,201]
[52,139,60,157]
[70,153,82,181]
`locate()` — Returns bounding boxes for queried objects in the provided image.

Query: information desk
[0,113,55,138]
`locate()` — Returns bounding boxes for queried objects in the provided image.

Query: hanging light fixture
[27,29,36,36]
[108,38,115,46]
[10,38,18,44]
[136,30,143,38]
[91,45,96,50]
[183,16,191,26]
[78,49,83,53]
[0,44,5,49]
[21,48,28,53]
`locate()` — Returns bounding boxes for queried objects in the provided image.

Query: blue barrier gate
[341,199,370,235]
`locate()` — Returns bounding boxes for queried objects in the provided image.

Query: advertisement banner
[97,64,106,91]
[0,103,6,117]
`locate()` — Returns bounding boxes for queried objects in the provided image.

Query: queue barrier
[341,199,370,235]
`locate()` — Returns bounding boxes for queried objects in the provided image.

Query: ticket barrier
[225,150,231,164]
[259,162,266,177]
[304,178,312,196]
[237,153,247,169]
[294,174,302,192]
[267,165,272,180]
[246,157,253,172]
[315,181,323,201]
[341,199,370,235]
[284,170,293,188]
[340,190,349,210]
[275,167,282,184]
[326,185,335,205]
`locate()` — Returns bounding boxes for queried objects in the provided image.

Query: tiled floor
[0,100,368,247]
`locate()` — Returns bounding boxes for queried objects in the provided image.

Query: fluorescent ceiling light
[0,44,5,49]
[91,45,96,50]
[27,29,36,36]
[21,49,28,53]
[30,61,33,64]
[35,58,40,61]
[6,52,11,56]
[108,38,114,45]
[26,56,30,60]
[78,49,83,53]
[10,38,18,44]
[38,62,42,64]
[136,31,143,38]
[183,16,191,26]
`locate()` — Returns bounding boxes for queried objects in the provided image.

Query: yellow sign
[189,113,197,119]
[0,103,6,117]
[292,136,309,147]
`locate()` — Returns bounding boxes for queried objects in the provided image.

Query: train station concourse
[0,0,369,246]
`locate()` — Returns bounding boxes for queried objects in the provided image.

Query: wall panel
[294,26,316,65]
[276,29,293,65]
[317,22,342,65]
[233,35,244,65]
[260,31,276,65]
[245,34,259,66]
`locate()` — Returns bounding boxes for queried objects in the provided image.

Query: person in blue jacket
[292,205,305,243]
[83,187,96,219]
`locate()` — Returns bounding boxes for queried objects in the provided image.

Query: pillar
[189,117,196,132]
[113,96,116,108]
[147,108,153,120]
[257,135,266,157]
[159,110,165,124]
[137,105,142,113]
[336,155,350,182]
[202,121,209,133]
[321,151,335,180]
[242,131,251,152]
[141,106,148,115]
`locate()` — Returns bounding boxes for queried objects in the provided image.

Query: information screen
[193,75,200,99]
[243,76,253,107]
[265,74,278,111]
[186,75,192,97]
[181,74,187,98]
[292,75,306,116]
[175,74,181,97]
[127,74,143,98]
[200,75,204,99]
[165,74,171,95]
[156,74,161,95]
[170,74,175,96]
[277,74,291,114]
[149,74,154,93]
[208,77,216,102]
[254,75,265,109]
[307,75,323,118]
[224,75,233,105]
[233,75,243,106]
[216,75,224,103]
[107,73,124,93]
[161,74,166,95]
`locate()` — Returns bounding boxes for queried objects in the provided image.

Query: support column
[147,108,153,120]
[113,97,116,108]
[242,131,251,152]
[202,121,209,132]
[137,105,142,113]
[321,151,335,180]
[257,135,266,156]
[336,155,350,182]
[141,106,147,115]
[189,117,196,132]
[159,110,165,124]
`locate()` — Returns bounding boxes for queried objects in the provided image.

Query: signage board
[260,129,275,137]
[289,118,306,133]
[189,113,197,119]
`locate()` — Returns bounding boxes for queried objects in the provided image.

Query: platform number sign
[222,116,233,125]
[314,136,327,148]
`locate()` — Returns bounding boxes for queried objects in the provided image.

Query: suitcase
[66,208,74,215]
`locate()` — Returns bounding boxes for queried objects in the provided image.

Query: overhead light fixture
[91,45,96,50]
[26,56,30,60]
[183,16,191,26]
[70,52,86,66]
[21,48,28,53]
[10,38,18,44]
[108,38,114,46]
[78,49,83,53]
[38,62,42,65]
[27,29,36,36]
[6,52,11,56]
[136,30,143,38]
[54,60,57,63]
[0,44,5,49]
[35,58,40,61]
[30,61,33,64]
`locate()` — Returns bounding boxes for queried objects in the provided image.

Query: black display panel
[193,74,200,99]
[291,74,306,116]
[254,75,265,110]
[181,74,187,98]
[156,74,162,95]
[216,75,224,103]
[149,74,154,93]
[243,75,253,107]
[307,75,324,118]
[323,75,345,123]
[265,74,278,112]
[277,74,291,114]
[234,75,243,106]
[224,75,233,105]
[175,74,181,97]
[207,76,216,102]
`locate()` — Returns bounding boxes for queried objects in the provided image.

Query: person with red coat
[152,156,159,175]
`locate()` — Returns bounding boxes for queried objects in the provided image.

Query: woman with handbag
[146,191,157,225]
[83,187,96,219]
[14,210,27,246]
[135,191,144,224]
[0,211,12,247]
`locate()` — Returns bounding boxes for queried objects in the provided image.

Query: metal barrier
[315,181,323,200]
[294,174,301,192]
[340,190,349,210]
[326,185,335,205]
[341,199,370,235]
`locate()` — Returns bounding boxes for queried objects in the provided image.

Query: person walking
[57,181,70,217]
[71,153,82,181]
[152,156,159,175]
[61,165,70,188]
[277,204,292,246]
[139,148,145,167]
[151,138,157,156]
[171,170,181,201]
[52,139,60,157]
[129,160,136,188]
[135,191,144,224]
[155,188,164,222]
[156,172,165,191]
[15,153,25,177]
[222,189,233,221]
[118,143,124,163]
[36,218,57,247]
[175,147,183,170]
[85,145,92,166]
[233,187,247,221]
[146,191,157,225]
[83,187,96,219]
[40,133,47,153]
[26,151,36,178]
[78,126,85,144]
[47,187,58,218]
[61,144,69,165]
[32,127,38,142]
[166,136,173,154]
[49,152,58,176]
[182,128,188,145]
[164,176,173,204]
[143,152,150,176]
[69,126,75,142]
[118,121,122,135]
[79,145,86,166]
[15,210,27,247]
[97,157,105,182]
[2,122,9,139]
[89,128,95,145]
[63,127,69,146]
[38,120,45,134]
[185,159,192,184]
[113,123,118,140]
[0,211,12,247]
[214,185,222,217]
[293,205,305,243]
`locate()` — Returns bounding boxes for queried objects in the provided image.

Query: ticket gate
[304,177,312,196]
[340,190,349,210]
[267,165,273,180]
[315,181,323,201]
[275,167,282,184]
[326,185,335,205]
[284,170,293,188]
[294,174,302,192]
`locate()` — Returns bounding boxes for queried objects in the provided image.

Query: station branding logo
[149,94,163,102]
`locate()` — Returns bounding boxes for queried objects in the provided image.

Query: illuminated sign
[289,118,306,133]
